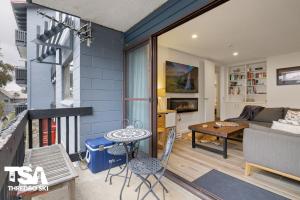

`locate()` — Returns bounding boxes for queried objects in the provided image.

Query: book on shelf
[227,62,267,101]
[229,74,245,81]
[229,86,242,95]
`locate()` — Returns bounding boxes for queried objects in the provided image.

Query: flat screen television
[166,61,198,93]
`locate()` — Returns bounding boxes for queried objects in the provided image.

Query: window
[63,61,73,99]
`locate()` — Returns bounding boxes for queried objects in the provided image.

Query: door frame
[124,0,229,198]
[123,40,154,155]
[123,0,230,157]
[150,0,230,158]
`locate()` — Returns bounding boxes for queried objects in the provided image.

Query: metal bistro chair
[105,120,143,186]
[128,128,176,200]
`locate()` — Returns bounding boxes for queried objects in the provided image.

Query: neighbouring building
[0,88,27,117]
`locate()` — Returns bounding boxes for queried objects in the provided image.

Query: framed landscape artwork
[277,66,300,85]
[166,61,198,93]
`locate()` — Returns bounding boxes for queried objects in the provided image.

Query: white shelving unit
[246,62,267,102]
[222,61,267,120]
[227,65,246,102]
[226,61,267,103]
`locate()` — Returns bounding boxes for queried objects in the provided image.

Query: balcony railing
[0,107,93,200]
[15,30,27,59]
[15,30,26,45]
[15,67,27,85]
[15,104,27,115]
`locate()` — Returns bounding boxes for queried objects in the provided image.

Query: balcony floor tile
[32,165,201,200]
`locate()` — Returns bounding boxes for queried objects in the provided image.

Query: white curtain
[126,45,150,153]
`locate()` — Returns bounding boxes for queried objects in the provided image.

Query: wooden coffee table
[188,121,249,159]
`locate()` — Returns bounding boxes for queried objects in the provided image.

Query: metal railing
[15,104,27,115]
[0,107,93,200]
[15,67,27,85]
[15,30,26,45]
[27,107,92,155]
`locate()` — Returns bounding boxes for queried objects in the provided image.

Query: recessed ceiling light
[191,34,198,39]
[233,52,239,56]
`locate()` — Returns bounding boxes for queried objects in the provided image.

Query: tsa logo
[4,166,48,192]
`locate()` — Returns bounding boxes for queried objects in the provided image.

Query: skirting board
[245,162,300,182]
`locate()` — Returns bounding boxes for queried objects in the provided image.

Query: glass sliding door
[125,43,152,154]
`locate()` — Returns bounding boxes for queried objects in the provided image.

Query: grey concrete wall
[27,7,55,109]
[79,22,124,149]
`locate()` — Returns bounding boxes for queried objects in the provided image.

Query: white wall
[267,52,300,108]
[27,8,55,109]
[204,60,216,121]
[55,17,81,153]
[158,46,205,134]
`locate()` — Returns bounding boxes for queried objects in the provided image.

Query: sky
[0,0,24,92]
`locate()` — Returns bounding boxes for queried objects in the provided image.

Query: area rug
[192,170,289,200]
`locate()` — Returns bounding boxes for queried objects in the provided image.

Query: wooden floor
[162,135,300,200]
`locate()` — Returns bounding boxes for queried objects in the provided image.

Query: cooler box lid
[85,137,113,149]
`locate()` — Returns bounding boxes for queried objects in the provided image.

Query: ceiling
[158,0,300,65]
[32,0,167,32]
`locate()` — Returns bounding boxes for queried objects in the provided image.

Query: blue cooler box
[85,137,126,173]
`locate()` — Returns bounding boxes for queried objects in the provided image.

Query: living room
[156,0,300,199]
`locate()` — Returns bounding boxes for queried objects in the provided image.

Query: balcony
[15,67,27,86]
[0,107,199,200]
[0,107,91,199]
[15,30,27,59]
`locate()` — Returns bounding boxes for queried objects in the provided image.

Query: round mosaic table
[104,128,152,200]
[105,128,152,143]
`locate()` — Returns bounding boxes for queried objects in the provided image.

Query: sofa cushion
[279,119,300,126]
[249,123,300,137]
[271,121,300,134]
[249,121,272,128]
[252,107,283,123]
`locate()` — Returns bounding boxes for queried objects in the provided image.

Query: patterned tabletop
[104,128,152,143]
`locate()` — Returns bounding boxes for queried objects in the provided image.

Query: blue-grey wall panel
[79,22,124,149]
[125,0,215,47]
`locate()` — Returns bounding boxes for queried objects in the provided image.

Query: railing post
[66,116,69,154]
[57,117,61,144]
[28,119,33,148]
[47,118,52,146]
[74,116,78,153]
[39,119,43,147]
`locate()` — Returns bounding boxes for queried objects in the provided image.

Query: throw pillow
[283,108,300,118]
[253,107,283,123]
[278,119,300,126]
[271,121,300,134]
[285,110,300,122]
